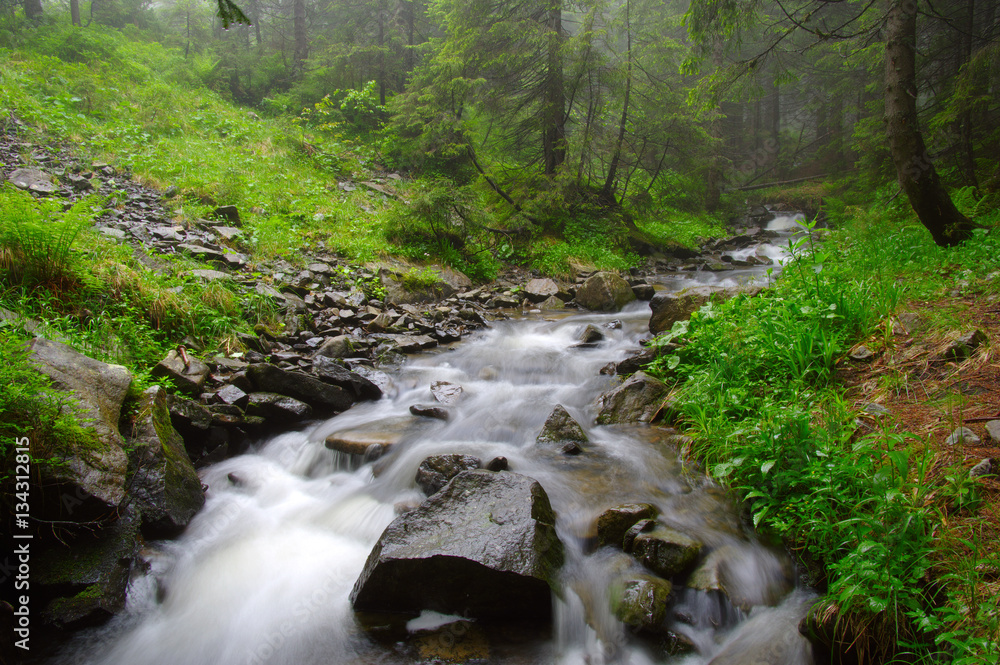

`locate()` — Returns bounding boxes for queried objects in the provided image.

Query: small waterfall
[51,295,815,665]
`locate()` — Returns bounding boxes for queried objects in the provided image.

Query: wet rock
[410,620,490,662]
[27,338,132,517]
[538,295,566,310]
[415,454,482,495]
[314,334,355,359]
[9,167,57,193]
[524,278,561,302]
[711,591,815,665]
[945,427,980,446]
[152,349,210,396]
[246,392,313,423]
[127,386,205,538]
[350,470,564,619]
[578,324,605,344]
[35,505,141,630]
[595,371,670,425]
[213,384,249,409]
[486,456,509,471]
[536,405,589,453]
[611,347,660,376]
[687,544,793,610]
[409,403,450,421]
[388,334,438,353]
[325,415,431,456]
[575,271,636,312]
[596,503,660,548]
[628,524,702,578]
[247,363,354,415]
[941,329,988,361]
[431,380,463,404]
[612,575,673,633]
[631,283,656,301]
[312,355,383,400]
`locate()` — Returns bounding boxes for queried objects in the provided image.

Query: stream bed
[50,215,817,665]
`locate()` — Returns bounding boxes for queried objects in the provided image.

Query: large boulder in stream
[649,285,764,335]
[594,371,670,425]
[350,470,565,619]
[536,405,589,454]
[575,272,636,312]
[128,386,205,538]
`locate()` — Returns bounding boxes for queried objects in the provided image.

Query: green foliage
[0,185,104,289]
[0,328,96,484]
[646,209,999,660]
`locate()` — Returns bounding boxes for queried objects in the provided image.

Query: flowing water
[52,214,817,665]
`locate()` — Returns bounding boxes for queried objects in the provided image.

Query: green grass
[646,202,1000,662]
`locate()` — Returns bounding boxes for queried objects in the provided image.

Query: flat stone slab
[325,415,431,456]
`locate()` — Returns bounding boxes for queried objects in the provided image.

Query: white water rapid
[49,215,816,665]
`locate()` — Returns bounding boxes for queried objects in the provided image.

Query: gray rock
[945,427,981,446]
[431,380,463,404]
[596,503,660,548]
[575,272,637,312]
[985,420,1000,443]
[577,324,605,344]
[536,405,589,452]
[36,506,141,629]
[524,278,560,303]
[970,458,995,478]
[687,544,793,610]
[628,524,702,578]
[388,334,439,353]
[152,349,210,395]
[850,345,874,361]
[212,204,241,225]
[9,167,57,193]
[631,284,656,301]
[127,386,205,538]
[314,334,355,359]
[648,285,762,335]
[28,338,132,515]
[612,575,673,633]
[312,356,382,400]
[247,363,354,414]
[350,470,564,619]
[595,371,670,425]
[246,392,313,423]
[415,454,482,495]
[325,415,431,456]
[189,269,233,282]
[538,295,566,310]
[409,403,450,421]
[941,329,988,361]
[213,384,249,409]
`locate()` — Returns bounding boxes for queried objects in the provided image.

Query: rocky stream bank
[2,118,812,663]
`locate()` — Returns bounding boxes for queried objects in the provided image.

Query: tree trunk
[293,0,307,78]
[704,39,724,211]
[600,0,631,205]
[377,0,386,106]
[542,0,566,176]
[70,0,81,25]
[24,0,43,20]
[884,0,975,246]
